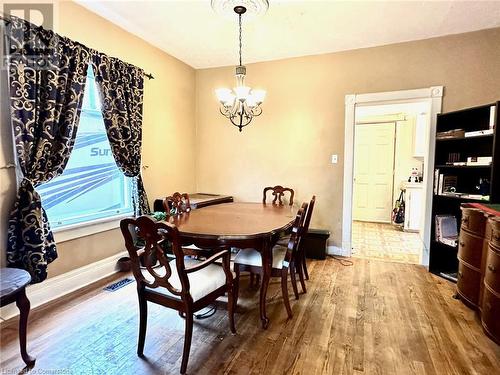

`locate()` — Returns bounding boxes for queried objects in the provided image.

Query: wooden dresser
[457,203,500,345]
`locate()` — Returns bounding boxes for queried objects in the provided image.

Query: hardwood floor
[1,258,499,374]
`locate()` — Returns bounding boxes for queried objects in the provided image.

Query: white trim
[343,87,443,265]
[327,245,349,257]
[53,213,131,242]
[0,251,128,321]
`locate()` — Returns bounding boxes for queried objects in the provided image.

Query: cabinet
[404,183,423,232]
[456,203,500,345]
[413,113,427,158]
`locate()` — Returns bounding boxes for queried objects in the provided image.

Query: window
[38,66,133,229]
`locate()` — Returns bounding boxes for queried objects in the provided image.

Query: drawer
[460,208,486,236]
[458,230,485,269]
[457,261,481,308]
[490,217,500,249]
[484,246,500,294]
[481,286,500,345]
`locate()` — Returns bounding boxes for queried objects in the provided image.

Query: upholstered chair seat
[142,258,234,302]
[233,246,288,269]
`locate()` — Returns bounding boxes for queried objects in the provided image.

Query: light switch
[331,154,338,164]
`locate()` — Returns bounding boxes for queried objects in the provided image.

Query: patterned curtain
[6,17,90,283]
[91,53,150,216]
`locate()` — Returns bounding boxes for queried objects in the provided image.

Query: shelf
[435,164,491,169]
[436,133,493,142]
[433,194,490,202]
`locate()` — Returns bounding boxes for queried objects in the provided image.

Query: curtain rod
[0,14,154,80]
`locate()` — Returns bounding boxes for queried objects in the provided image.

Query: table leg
[16,288,35,367]
[259,237,272,329]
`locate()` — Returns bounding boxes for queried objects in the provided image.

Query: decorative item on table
[408,167,421,183]
[434,215,458,247]
[152,211,167,221]
[436,129,464,139]
[475,178,490,196]
[466,156,492,166]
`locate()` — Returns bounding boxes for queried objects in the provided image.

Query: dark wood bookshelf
[429,101,500,280]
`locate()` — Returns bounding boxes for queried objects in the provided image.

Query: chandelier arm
[251,105,263,116]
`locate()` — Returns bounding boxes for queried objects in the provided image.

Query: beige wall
[0,1,197,277]
[195,27,500,247]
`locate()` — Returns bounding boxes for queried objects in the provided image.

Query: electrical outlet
[331,154,338,164]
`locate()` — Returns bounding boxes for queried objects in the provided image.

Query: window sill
[52,213,133,243]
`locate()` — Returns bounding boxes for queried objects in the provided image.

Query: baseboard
[327,245,350,257]
[0,251,127,321]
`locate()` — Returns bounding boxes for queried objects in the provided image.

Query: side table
[0,268,36,366]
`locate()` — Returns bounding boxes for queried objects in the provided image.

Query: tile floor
[351,221,422,264]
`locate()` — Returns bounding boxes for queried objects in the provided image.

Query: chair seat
[233,246,287,269]
[143,258,231,302]
[276,234,291,247]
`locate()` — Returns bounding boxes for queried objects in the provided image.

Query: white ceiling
[76,0,500,69]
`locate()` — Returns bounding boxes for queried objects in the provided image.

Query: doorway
[352,105,429,264]
[342,87,444,265]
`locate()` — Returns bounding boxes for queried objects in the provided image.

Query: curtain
[91,53,150,216]
[6,16,90,283]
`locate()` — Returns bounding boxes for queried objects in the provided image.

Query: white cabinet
[404,183,423,232]
[413,114,427,159]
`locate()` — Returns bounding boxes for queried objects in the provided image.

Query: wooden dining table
[168,202,297,328]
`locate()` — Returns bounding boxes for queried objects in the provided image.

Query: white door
[353,122,396,222]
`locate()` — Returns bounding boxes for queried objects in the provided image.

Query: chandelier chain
[238,13,242,66]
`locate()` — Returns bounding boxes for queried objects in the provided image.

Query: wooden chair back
[303,195,316,234]
[120,216,190,300]
[283,202,308,266]
[263,185,295,206]
[163,192,191,215]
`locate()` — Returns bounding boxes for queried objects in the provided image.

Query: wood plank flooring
[1,258,499,374]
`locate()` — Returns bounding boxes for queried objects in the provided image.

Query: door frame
[342,86,443,265]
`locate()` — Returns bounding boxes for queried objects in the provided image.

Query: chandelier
[215,5,266,132]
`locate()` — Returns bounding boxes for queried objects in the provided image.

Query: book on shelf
[464,129,494,138]
[434,172,457,195]
[435,215,458,247]
[466,156,492,166]
[436,129,465,139]
[490,105,496,129]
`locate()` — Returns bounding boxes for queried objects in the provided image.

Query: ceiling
[76,1,500,69]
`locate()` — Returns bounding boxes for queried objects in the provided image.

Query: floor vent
[104,278,134,292]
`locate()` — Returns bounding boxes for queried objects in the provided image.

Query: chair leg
[281,269,293,319]
[227,281,237,334]
[302,253,310,280]
[137,293,147,357]
[289,262,300,300]
[234,267,240,314]
[297,260,307,294]
[180,312,194,374]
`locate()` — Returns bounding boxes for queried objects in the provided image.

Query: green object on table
[152,211,167,221]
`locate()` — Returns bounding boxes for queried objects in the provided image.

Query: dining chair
[163,192,191,216]
[233,203,308,319]
[120,216,236,374]
[299,195,316,282]
[276,195,316,293]
[263,185,295,206]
